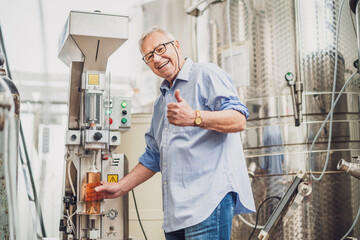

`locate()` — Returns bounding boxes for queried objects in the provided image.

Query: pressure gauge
[107,209,118,220]
[285,72,295,82]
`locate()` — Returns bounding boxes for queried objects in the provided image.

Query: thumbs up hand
[167,89,195,126]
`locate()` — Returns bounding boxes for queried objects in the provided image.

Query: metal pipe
[90,94,96,122]
[356,0,360,62]
[337,158,360,180]
[293,0,303,126]
[80,91,84,128]
[289,81,299,125]
[186,0,224,17]
[295,81,303,125]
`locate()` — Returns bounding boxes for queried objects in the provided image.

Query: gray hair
[139,27,176,55]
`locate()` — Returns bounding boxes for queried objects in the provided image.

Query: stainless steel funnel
[58,11,128,71]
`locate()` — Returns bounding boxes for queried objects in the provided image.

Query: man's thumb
[95,182,105,192]
[175,89,183,103]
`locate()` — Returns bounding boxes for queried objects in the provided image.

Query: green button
[121,101,127,108]
[121,118,127,124]
[105,109,112,115]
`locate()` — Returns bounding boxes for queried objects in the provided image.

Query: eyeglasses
[142,41,174,64]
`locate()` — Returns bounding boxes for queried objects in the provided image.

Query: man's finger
[175,89,183,103]
[167,103,179,109]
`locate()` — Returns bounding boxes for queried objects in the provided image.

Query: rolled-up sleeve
[219,98,249,119]
[200,64,249,119]
[138,127,161,172]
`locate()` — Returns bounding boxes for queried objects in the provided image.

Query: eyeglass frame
[142,41,174,64]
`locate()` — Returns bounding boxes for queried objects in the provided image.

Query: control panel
[105,97,131,131]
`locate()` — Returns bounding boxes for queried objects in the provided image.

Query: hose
[248,196,281,240]
[67,158,76,196]
[309,0,346,181]
[131,189,148,240]
[300,0,359,238]
[308,69,357,181]
[238,214,265,229]
[340,200,360,240]
[226,0,234,77]
[307,71,358,238]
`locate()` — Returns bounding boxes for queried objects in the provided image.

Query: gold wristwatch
[194,110,202,126]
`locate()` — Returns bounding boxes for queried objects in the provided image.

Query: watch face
[195,117,202,125]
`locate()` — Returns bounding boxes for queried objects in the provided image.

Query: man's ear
[173,40,181,53]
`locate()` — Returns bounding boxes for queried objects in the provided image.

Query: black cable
[248,196,281,240]
[131,189,148,240]
[20,123,47,238]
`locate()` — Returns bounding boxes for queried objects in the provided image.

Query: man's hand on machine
[94,181,124,199]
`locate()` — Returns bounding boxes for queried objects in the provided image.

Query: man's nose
[153,54,162,62]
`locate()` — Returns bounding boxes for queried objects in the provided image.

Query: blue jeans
[165,192,236,240]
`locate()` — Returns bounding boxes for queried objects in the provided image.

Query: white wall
[115,114,164,240]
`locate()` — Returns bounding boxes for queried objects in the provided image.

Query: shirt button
[168,93,171,96]
[163,144,167,148]
[164,128,168,131]
[163,162,167,167]
[164,181,167,185]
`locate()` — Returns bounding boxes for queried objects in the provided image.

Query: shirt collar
[160,58,193,96]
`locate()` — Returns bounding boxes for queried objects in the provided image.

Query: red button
[106,117,113,125]
[102,153,108,160]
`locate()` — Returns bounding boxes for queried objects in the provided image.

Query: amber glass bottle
[85,167,101,214]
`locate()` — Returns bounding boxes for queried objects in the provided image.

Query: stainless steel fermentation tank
[0,53,20,240]
[194,0,360,239]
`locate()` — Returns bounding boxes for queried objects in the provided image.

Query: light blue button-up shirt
[139,58,255,232]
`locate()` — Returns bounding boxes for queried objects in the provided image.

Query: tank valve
[247,162,257,183]
[285,72,303,127]
[337,156,360,180]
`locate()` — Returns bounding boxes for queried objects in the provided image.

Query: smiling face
[141,31,184,84]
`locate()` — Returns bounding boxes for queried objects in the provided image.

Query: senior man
[95,28,255,240]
